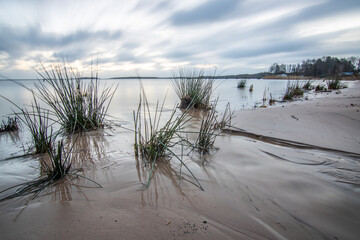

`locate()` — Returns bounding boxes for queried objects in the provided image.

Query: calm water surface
[0,78,315,120]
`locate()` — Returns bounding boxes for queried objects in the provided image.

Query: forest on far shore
[268,56,359,77]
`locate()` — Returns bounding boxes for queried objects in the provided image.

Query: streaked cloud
[0,0,359,78]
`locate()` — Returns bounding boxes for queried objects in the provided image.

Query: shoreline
[230,80,360,154]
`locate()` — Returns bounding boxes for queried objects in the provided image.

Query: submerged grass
[0,139,73,202]
[0,117,20,132]
[172,67,215,109]
[0,136,102,202]
[315,84,326,92]
[302,80,314,90]
[237,79,247,88]
[283,81,304,101]
[326,79,347,90]
[134,83,190,161]
[35,61,117,133]
[194,101,233,153]
[133,82,203,190]
[0,94,55,154]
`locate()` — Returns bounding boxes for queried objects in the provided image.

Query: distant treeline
[215,72,268,79]
[269,56,359,77]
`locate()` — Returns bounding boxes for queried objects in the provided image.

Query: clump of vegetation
[249,84,254,92]
[35,61,117,133]
[195,107,217,153]
[237,79,247,88]
[0,95,55,154]
[0,117,20,132]
[194,102,232,153]
[283,81,304,100]
[172,67,215,109]
[41,140,72,180]
[0,136,103,202]
[0,140,73,202]
[326,78,347,90]
[133,91,190,161]
[315,84,326,92]
[302,80,314,90]
[213,102,233,130]
[133,83,202,190]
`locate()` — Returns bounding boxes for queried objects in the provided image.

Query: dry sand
[1,81,360,240]
[229,80,360,154]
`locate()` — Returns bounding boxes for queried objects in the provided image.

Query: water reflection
[0,130,20,144]
[64,131,110,169]
[33,131,111,201]
[136,158,196,208]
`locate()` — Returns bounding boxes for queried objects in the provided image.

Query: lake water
[0,78,320,161]
[0,78,315,120]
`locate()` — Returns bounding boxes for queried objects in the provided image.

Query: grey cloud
[170,0,241,26]
[263,0,360,33]
[0,24,122,59]
[221,39,314,59]
[165,49,195,59]
[221,26,359,60]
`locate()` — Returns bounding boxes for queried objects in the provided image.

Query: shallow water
[1,125,359,239]
[0,78,317,119]
[0,78,359,239]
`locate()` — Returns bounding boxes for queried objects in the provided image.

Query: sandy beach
[229,80,360,154]
[1,81,360,240]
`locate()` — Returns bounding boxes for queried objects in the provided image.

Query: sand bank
[229,80,360,154]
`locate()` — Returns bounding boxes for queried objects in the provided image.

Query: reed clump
[42,140,72,180]
[133,84,190,161]
[315,84,326,92]
[237,79,247,88]
[35,61,117,133]
[0,136,103,202]
[0,95,55,154]
[283,81,304,100]
[194,101,233,153]
[302,80,314,90]
[0,140,73,202]
[326,79,347,90]
[133,83,203,190]
[0,117,20,132]
[172,67,215,109]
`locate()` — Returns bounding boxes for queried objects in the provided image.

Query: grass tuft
[194,100,233,153]
[302,80,314,90]
[315,84,326,92]
[326,79,347,90]
[134,83,190,161]
[35,61,117,133]
[283,81,304,101]
[237,79,247,88]
[0,139,74,202]
[0,94,55,154]
[133,82,203,190]
[42,140,73,180]
[172,67,215,109]
[0,117,20,132]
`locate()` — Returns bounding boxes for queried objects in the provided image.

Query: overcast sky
[0,0,359,78]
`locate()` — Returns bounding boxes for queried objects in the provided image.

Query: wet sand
[1,82,360,239]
